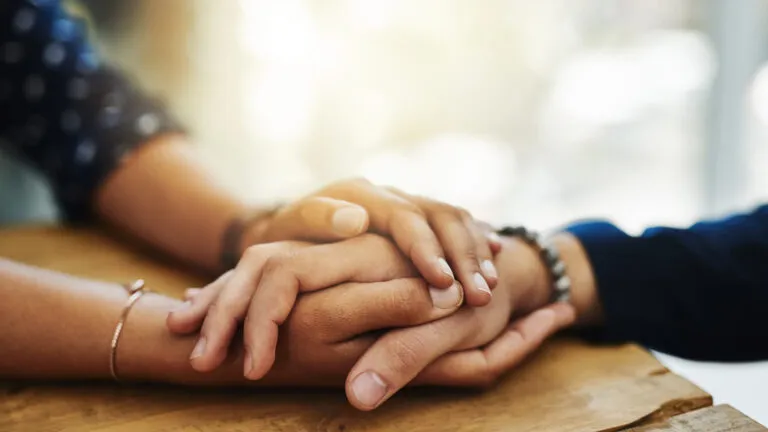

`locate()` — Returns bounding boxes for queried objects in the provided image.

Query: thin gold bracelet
[110,279,149,382]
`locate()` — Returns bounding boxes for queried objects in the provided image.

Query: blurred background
[73,0,766,420]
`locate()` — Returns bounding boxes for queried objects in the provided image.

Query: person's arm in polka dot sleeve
[0,0,254,271]
[0,0,503,290]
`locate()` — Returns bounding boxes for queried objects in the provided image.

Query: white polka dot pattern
[42,42,66,67]
[1,0,186,221]
[74,139,96,164]
[136,112,160,136]
[13,8,35,34]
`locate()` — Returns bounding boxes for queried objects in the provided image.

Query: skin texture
[2,133,602,409]
[0,234,586,411]
[95,135,504,380]
[169,234,591,408]
[95,135,500,300]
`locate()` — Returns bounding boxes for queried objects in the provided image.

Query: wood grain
[0,226,717,431]
[624,405,766,431]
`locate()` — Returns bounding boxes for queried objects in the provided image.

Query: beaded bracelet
[220,205,284,271]
[497,226,571,303]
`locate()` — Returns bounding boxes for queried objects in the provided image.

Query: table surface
[0,226,761,432]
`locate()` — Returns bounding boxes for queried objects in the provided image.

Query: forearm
[94,135,254,273]
[0,259,124,380]
[0,259,245,384]
[500,233,602,326]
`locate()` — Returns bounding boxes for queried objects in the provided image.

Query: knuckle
[386,280,429,323]
[475,245,492,260]
[290,302,319,335]
[359,233,394,250]
[462,248,479,263]
[330,177,372,194]
[428,202,456,217]
[388,335,426,375]
[242,245,265,263]
[456,207,472,221]
[350,176,374,187]
[262,252,294,276]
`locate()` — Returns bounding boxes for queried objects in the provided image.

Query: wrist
[495,237,551,315]
[549,233,602,327]
[218,208,277,271]
[119,293,254,386]
[497,232,602,327]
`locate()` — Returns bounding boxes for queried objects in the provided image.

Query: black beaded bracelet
[219,204,284,271]
[497,226,571,303]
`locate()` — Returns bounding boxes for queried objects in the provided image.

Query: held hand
[343,235,576,410]
[169,236,575,409]
[166,235,465,378]
[247,178,502,306]
[173,274,573,397]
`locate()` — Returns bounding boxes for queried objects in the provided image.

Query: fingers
[242,235,419,380]
[344,315,467,411]
[384,187,497,302]
[184,288,202,301]
[466,217,498,287]
[475,220,503,255]
[263,197,370,243]
[487,232,503,255]
[322,179,455,289]
[294,278,464,343]
[187,243,290,372]
[429,209,494,307]
[166,272,230,334]
[416,303,577,387]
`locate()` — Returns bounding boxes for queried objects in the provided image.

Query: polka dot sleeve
[0,0,186,222]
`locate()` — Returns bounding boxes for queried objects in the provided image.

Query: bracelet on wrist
[497,226,571,303]
[219,205,283,271]
[110,279,149,383]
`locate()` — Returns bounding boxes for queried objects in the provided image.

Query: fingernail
[244,347,253,377]
[429,282,461,309]
[332,207,368,236]
[351,371,388,408]
[473,272,492,296]
[481,260,498,279]
[172,300,192,313]
[436,258,454,279]
[184,288,201,300]
[486,232,502,245]
[190,336,207,360]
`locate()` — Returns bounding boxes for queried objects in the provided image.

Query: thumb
[263,196,370,242]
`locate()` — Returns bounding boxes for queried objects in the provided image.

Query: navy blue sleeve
[0,0,185,221]
[566,205,768,361]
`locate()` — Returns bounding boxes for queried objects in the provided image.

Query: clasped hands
[166,179,575,410]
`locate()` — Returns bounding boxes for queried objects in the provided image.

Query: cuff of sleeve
[564,220,678,345]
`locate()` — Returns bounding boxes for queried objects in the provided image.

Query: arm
[0,258,208,382]
[2,0,500,296]
[559,204,768,361]
[0,0,255,271]
[0,251,535,393]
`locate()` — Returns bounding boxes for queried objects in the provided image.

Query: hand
[170,272,574,399]
[172,235,576,410]
[167,235,465,377]
[244,178,503,306]
[342,235,577,410]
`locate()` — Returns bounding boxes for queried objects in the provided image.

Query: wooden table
[0,227,764,432]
